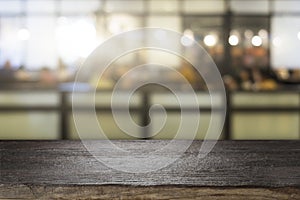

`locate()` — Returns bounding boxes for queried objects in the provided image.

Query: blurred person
[91,68,115,89]
[252,69,277,90]
[39,67,57,86]
[57,59,73,82]
[275,68,290,80]
[178,63,198,86]
[260,75,278,90]
[223,75,238,91]
[290,69,300,82]
[243,49,255,68]
[252,68,263,90]
[15,65,30,82]
[0,60,15,82]
[238,69,252,90]
[178,63,207,90]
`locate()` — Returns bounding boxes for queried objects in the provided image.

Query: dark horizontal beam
[0,106,60,112]
[232,107,300,112]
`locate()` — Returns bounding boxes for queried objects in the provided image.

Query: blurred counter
[0,86,299,140]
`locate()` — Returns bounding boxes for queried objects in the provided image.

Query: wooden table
[1,140,299,199]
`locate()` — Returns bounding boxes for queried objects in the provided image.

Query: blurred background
[0,0,299,140]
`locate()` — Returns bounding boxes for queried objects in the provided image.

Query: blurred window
[105,13,143,65]
[0,0,22,15]
[230,0,269,14]
[0,0,299,76]
[106,14,143,35]
[94,14,144,73]
[183,0,225,14]
[25,16,57,69]
[60,0,102,15]
[183,17,224,68]
[146,16,182,67]
[149,0,179,13]
[105,0,144,13]
[0,17,23,67]
[55,16,98,67]
[271,16,300,69]
[26,0,56,15]
[273,0,300,13]
[147,16,181,32]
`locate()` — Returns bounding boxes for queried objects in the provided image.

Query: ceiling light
[251,35,262,47]
[204,35,217,47]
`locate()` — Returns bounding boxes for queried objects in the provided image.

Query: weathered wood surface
[1,140,299,199]
[0,185,299,199]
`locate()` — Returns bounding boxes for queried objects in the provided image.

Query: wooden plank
[1,140,299,199]
[0,185,299,199]
[1,140,299,186]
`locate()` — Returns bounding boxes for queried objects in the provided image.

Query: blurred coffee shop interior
[0,0,299,140]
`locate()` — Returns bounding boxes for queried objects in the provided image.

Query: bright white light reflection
[298,32,300,40]
[18,28,31,41]
[228,35,239,46]
[251,35,262,47]
[204,35,217,47]
[181,29,194,46]
[56,19,97,60]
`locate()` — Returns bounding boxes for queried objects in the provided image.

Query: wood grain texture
[1,140,299,199]
[0,185,299,199]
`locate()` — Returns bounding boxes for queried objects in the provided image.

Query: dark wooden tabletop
[1,140,299,199]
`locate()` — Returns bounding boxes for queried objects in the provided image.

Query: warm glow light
[183,29,194,39]
[244,30,253,39]
[272,36,281,47]
[228,35,239,46]
[258,29,268,38]
[251,35,262,47]
[181,29,194,46]
[204,35,217,47]
[18,28,31,41]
